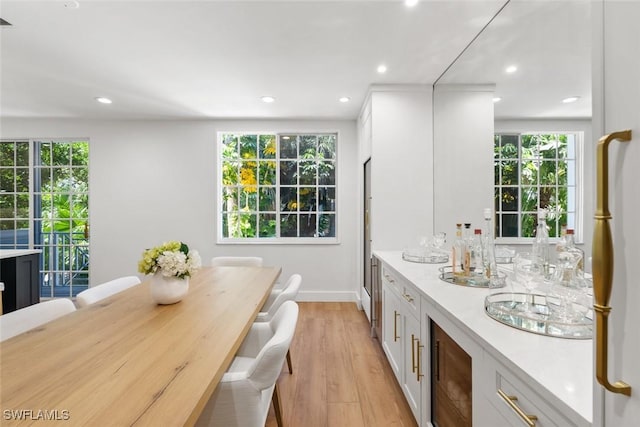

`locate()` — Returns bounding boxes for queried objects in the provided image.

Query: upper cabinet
[358,86,434,251]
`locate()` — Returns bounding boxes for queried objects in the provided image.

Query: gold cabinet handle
[411,334,416,373]
[393,310,400,342]
[403,293,414,303]
[593,130,632,396]
[416,339,424,382]
[497,389,538,427]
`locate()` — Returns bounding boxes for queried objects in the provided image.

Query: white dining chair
[75,276,141,308]
[256,274,301,375]
[0,298,76,342]
[210,256,263,267]
[195,300,299,427]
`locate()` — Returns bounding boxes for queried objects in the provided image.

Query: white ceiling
[0,0,508,120]
[437,0,592,120]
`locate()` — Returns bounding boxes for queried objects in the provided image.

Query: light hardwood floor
[266,302,417,427]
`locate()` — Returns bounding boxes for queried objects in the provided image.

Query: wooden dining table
[0,266,280,426]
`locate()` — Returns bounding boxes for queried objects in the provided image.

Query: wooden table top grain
[0,266,280,426]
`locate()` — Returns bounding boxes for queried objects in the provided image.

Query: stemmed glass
[513,252,543,314]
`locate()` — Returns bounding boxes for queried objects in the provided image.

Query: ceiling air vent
[0,18,12,26]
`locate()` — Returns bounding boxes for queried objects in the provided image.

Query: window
[0,140,90,297]
[219,132,337,242]
[494,132,581,241]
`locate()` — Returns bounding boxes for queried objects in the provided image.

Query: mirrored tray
[438,265,506,288]
[402,251,448,264]
[484,292,593,339]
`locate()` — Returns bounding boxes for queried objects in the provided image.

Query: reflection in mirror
[433,0,593,264]
[437,1,591,120]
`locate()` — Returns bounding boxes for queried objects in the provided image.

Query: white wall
[0,118,359,301]
[433,84,495,245]
[495,118,593,263]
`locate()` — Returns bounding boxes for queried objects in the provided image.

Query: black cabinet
[431,321,472,427]
[1,253,40,313]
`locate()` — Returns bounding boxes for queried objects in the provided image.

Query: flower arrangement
[138,241,202,279]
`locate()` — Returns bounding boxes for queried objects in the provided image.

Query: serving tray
[484,292,593,339]
[438,265,506,288]
[402,251,449,264]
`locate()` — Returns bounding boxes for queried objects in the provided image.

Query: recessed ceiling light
[505,65,518,74]
[377,64,387,74]
[339,97,350,103]
[261,96,275,103]
[493,97,502,103]
[562,96,580,103]
[95,97,112,104]
[405,0,419,7]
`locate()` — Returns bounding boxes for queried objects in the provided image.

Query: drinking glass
[548,251,583,322]
[513,252,543,313]
[433,232,446,249]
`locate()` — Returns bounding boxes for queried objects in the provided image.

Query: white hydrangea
[139,241,202,278]
[157,250,188,277]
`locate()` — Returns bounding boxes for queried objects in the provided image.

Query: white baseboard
[297,290,361,307]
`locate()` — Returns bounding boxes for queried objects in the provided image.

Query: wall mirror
[433,0,594,257]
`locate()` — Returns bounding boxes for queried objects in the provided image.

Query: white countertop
[0,249,42,260]
[375,250,592,426]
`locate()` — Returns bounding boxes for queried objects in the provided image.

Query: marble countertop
[375,250,592,426]
[0,249,42,260]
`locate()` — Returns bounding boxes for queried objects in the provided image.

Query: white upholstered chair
[75,276,141,308]
[257,274,301,374]
[210,256,263,267]
[0,298,76,342]
[195,300,299,427]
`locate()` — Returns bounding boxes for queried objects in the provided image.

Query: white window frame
[216,131,339,245]
[0,139,91,298]
[494,131,584,244]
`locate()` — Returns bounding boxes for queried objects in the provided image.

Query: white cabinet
[478,350,585,427]
[403,312,422,420]
[382,283,403,378]
[381,265,424,422]
[377,254,590,427]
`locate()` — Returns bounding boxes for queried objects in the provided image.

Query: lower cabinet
[382,284,403,377]
[1,253,40,314]
[403,313,423,420]
[379,258,586,427]
[478,350,581,427]
[431,322,472,427]
[381,266,424,422]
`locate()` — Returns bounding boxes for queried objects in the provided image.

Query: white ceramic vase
[150,273,189,304]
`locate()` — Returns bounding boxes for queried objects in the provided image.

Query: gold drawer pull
[403,293,414,303]
[497,389,538,427]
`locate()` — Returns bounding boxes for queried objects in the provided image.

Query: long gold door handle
[416,339,424,382]
[411,334,416,373]
[593,130,632,396]
[393,310,400,342]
